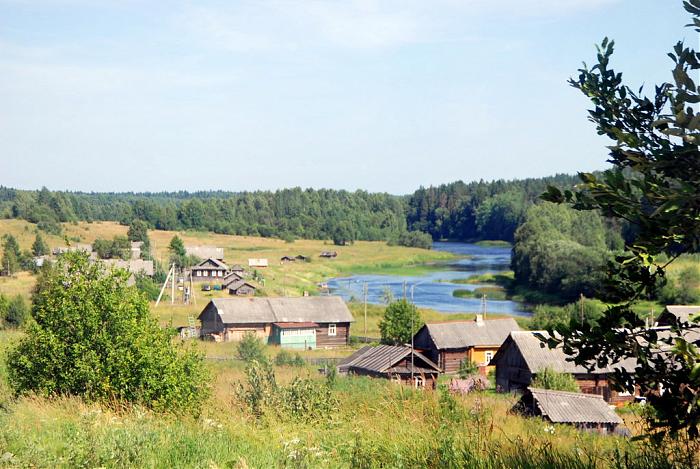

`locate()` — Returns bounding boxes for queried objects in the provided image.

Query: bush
[237,332,267,363]
[458,358,479,378]
[531,367,579,392]
[274,349,305,367]
[387,230,433,249]
[1,295,29,329]
[6,252,209,413]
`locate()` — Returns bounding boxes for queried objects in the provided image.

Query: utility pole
[363,282,368,340]
[171,263,175,305]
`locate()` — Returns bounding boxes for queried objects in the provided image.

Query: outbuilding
[227,280,256,296]
[516,387,623,434]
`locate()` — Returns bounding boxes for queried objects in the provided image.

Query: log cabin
[413,315,520,374]
[491,331,637,405]
[198,296,353,348]
[191,258,230,282]
[337,345,441,389]
[516,387,623,434]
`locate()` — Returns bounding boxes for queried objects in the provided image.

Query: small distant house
[280,256,296,263]
[230,264,245,273]
[320,251,337,258]
[516,387,623,434]
[191,258,230,282]
[227,280,256,296]
[102,259,155,286]
[272,322,318,350]
[295,255,309,262]
[491,331,637,405]
[130,241,143,260]
[185,246,224,261]
[336,345,441,389]
[248,258,269,268]
[413,315,520,374]
[222,271,244,288]
[198,296,353,348]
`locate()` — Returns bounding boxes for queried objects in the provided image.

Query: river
[327,242,530,317]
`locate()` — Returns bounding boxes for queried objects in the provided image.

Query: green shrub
[6,252,209,413]
[237,332,267,363]
[1,295,29,329]
[457,358,479,378]
[531,367,579,392]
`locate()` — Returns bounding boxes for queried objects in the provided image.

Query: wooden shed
[337,345,441,389]
[280,256,296,263]
[490,331,637,405]
[197,296,353,348]
[516,387,623,434]
[227,280,256,296]
[320,251,338,258]
[413,315,520,374]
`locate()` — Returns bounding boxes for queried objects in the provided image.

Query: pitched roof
[420,318,520,349]
[227,280,255,292]
[494,331,637,374]
[193,258,229,270]
[102,259,154,276]
[525,387,623,425]
[185,246,224,260]
[341,345,440,374]
[201,296,354,324]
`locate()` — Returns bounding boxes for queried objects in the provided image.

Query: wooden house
[295,255,309,262]
[198,296,353,348]
[337,345,441,389]
[230,264,245,273]
[320,251,337,258]
[280,256,296,263]
[413,315,520,374]
[185,246,224,261]
[248,258,269,268]
[516,387,623,434]
[227,280,256,296]
[52,243,92,255]
[222,271,244,288]
[191,258,230,282]
[490,331,637,405]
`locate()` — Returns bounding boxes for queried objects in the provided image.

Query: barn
[413,315,520,374]
[516,387,623,434]
[490,331,637,405]
[337,345,441,389]
[198,296,353,348]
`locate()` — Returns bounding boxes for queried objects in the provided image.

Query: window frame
[328,323,337,336]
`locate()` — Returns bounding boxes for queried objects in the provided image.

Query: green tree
[2,295,29,329]
[127,219,149,243]
[31,233,48,257]
[458,358,479,378]
[1,234,22,275]
[379,300,423,345]
[6,252,209,413]
[168,235,187,267]
[531,367,579,393]
[541,2,700,439]
[332,221,355,246]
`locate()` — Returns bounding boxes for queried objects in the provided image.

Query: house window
[414,376,425,389]
[203,271,209,277]
[484,351,493,365]
[196,271,201,277]
[328,323,337,336]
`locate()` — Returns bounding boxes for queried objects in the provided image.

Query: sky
[0,1,695,194]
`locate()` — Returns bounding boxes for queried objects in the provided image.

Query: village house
[295,255,309,262]
[191,258,230,282]
[490,331,637,405]
[222,271,244,289]
[320,251,337,258]
[185,245,224,261]
[248,258,268,268]
[413,315,520,374]
[102,259,155,286]
[52,243,92,255]
[280,256,296,263]
[197,296,353,348]
[337,345,441,389]
[227,280,256,296]
[230,264,245,273]
[516,387,623,434]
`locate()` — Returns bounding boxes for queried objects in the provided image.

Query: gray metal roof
[498,331,637,374]
[660,305,700,324]
[421,318,520,349]
[339,345,440,374]
[227,280,255,292]
[526,387,623,425]
[204,296,354,324]
[193,258,229,270]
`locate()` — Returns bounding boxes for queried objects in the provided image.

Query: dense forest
[0,173,586,243]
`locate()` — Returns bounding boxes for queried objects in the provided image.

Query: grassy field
[0,330,692,469]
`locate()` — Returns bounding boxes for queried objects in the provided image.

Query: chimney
[475,313,484,325]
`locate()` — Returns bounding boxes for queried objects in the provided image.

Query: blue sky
[0,0,694,194]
